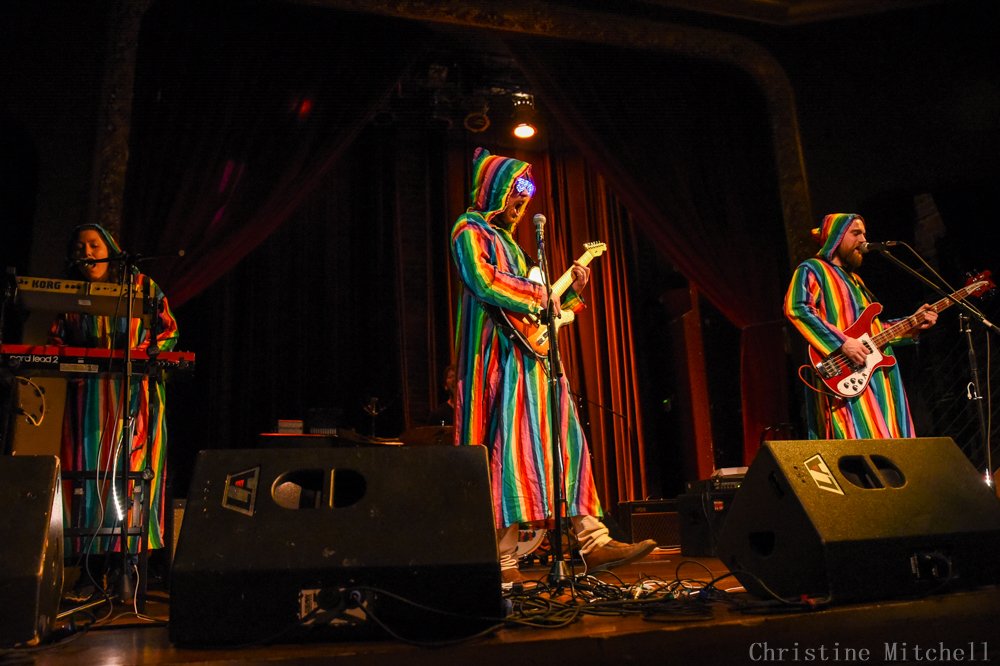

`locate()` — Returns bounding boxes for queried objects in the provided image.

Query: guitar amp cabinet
[678,483,741,558]
[617,500,680,548]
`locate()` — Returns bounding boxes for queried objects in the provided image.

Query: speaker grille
[619,501,680,547]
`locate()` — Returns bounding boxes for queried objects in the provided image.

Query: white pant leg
[497,524,520,571]
[570,514,611,554]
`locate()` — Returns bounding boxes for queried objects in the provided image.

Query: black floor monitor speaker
[0,455,64,647]
[717,437,1000,603]
[169,446,502,646]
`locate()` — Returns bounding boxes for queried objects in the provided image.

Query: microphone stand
[85,251,174,604]
[959,313,993,489]
[873,247,998,333]
[873,246,997,486]
[73,250,185,607]
[115,253,139,605]
[535,221,570,587]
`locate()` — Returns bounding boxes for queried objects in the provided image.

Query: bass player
[784,213,937,439]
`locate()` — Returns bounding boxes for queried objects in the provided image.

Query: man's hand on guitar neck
[570,262,591,293]
[539,261,590,320]
[911,303,938,333]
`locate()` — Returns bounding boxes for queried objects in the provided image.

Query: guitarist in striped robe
[784,213,937,439]
[451,148,655,586]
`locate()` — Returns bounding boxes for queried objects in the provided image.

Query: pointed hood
[812,213,863,261]
[468,147,533,229]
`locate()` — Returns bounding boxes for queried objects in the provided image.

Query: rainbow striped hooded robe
[784,213,916,439]
[451,148,603,529]
[50,223,179,551]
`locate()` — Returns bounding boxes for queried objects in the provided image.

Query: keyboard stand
[62,467,152,611]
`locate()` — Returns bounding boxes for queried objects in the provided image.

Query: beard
[841,248,863,271]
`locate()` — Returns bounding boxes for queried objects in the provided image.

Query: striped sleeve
[452,217,545,316]
[783,260,847,357]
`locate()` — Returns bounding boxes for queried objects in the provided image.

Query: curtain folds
[539,150,651,506]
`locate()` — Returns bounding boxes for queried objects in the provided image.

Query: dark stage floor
[6,548,1000,665]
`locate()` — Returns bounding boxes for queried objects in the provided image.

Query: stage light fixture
[511,92,537,140]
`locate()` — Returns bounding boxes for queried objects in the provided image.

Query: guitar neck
[549,250,599,300]
[871,281,983,347]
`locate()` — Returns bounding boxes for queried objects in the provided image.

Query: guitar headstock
[965,269,996,298]
[583,241,607,257]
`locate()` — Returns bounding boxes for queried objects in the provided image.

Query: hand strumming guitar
[840,337,869,366]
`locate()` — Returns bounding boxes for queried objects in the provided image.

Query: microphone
[533,213,550,317]
[859,241,899,254]
[71,251,127,268]
[533,213,546,249]
[533,213,546,237]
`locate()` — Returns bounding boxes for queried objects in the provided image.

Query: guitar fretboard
[871,280,987,348]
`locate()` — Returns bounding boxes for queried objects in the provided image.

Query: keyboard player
[48,224,179,587]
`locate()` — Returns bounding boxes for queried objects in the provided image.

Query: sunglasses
[514,176,536,197]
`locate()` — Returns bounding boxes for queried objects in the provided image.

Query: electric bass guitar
[811,271,994,398]
[496,241,607,359]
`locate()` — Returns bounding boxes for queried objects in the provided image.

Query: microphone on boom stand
[533,211,571,587]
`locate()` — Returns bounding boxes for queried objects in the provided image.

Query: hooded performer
[450,148,655,584]
[50,223,179,555]
[783,213,936,439]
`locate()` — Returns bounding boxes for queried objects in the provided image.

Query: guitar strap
[480,227,541,348]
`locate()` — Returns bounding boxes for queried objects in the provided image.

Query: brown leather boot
[501,567,539,590]
[582,539,657,574]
